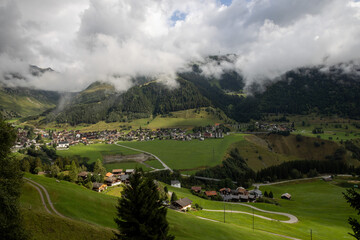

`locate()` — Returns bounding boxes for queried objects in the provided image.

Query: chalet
[105,172,113,178]
[281,193,292,200]
[57,141,69,148]
[236,187,248,195]
[120,174,130,184]
[249,189,262,198]
[191,186,202,193]
[93,182,107,192]
[322,176,333,182]
[171,180,181,188]
[112,169,123,175]
[172,198,193,211]
[106,177,121,187]
[125,169,135,175]
[219,188,231,195]
[204,191,217,197]
[78,171,89,180]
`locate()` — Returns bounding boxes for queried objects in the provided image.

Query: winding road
[115,143,173,172]
[203,202,298,224]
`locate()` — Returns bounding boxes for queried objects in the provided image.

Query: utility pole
[310,229,312,240]
[223,201,225,223]
[252,208,254,231]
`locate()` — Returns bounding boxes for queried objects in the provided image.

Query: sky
[1,0,360,92]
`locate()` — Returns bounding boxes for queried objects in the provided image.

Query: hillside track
[24,177,67,219]
[25,181,52,214]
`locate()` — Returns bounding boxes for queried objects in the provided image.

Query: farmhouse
[125,169,135,175]
[78,171,89,180]
[249,189,262,198]
[204,191,217,197]
[112,169,123,175]
[57,141,69,148]
[172,198,193,211]
[171,180,181,188]
[93,182,107,192]
[281,193,292,200]
[105,172,113,178]
[219,188,231,195]
[191,186,202,193]
[120,174,130,184]
[106,177,121,186]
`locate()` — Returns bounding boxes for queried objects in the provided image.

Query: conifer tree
[69,160,79,182]
[343,188,360,239]
[0,117,28,239]
[114,171,174,240]
[269,191,274,199]
[171,192,178,202]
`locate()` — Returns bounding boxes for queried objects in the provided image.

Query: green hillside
[0,86,59,118]
[21,174,285,239]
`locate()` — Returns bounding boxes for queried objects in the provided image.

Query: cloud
[1,0,360,91]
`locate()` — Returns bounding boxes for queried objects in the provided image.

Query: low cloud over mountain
[1,0,360,91]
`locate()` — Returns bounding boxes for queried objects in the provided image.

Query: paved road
[203,202,298,224]
[25,180,52,214]
[115,143,173,172]
[253,175,332,187]
[24,177,67,218]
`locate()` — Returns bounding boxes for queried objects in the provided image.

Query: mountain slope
[51,78,211,125]
[0,86,60,119]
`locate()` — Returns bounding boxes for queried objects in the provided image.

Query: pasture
[117,134,246,172]
[167,178,356,240]
[21,173,284,240]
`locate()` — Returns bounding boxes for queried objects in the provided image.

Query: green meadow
[166,178,356,240]
[21,173,284,240]
[118,134,246,172]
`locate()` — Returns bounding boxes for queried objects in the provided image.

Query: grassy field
[166,178,356,240]
[21,174,285,240]
[57,143,161,172]
[20,182,115,240]
[118,134,246,172]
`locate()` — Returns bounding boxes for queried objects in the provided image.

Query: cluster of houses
[77,168,135,192]
[52,130,121,148]
[255,122,294,132]
[120,127,224,142]
[12,124,227,152]
[191,186,263,202]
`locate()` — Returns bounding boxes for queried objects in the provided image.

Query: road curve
[25,181,52,214]
[115,143,173,172]
[227,202,298,224]
[24,177,67,219]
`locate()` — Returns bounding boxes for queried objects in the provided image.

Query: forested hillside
[49,78,211,125]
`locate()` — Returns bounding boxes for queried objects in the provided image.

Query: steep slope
[52,78,211,125]
[0,86,60,118]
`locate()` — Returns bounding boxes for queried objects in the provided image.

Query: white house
[171,180,181,188]
[57,141,69,149]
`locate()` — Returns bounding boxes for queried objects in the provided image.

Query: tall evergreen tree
[114,171,174,240]
[93,159,106,178]
[0,117,28,239]
[69,160,79,182]
[343,188,360,239]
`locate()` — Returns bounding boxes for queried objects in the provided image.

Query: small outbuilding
[93,182,107,192]
[171,180,181,188]
[172,198,193,211]
[191,186,202,193]
[281,193,292,200]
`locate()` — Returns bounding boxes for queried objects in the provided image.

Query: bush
[269,191,273,198]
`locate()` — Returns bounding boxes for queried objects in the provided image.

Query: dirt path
[24,177,67,219]
[25,181,52,214]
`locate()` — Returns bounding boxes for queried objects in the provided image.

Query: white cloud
[1,0,360,91]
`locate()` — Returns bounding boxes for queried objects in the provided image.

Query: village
[12,124,227,151]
